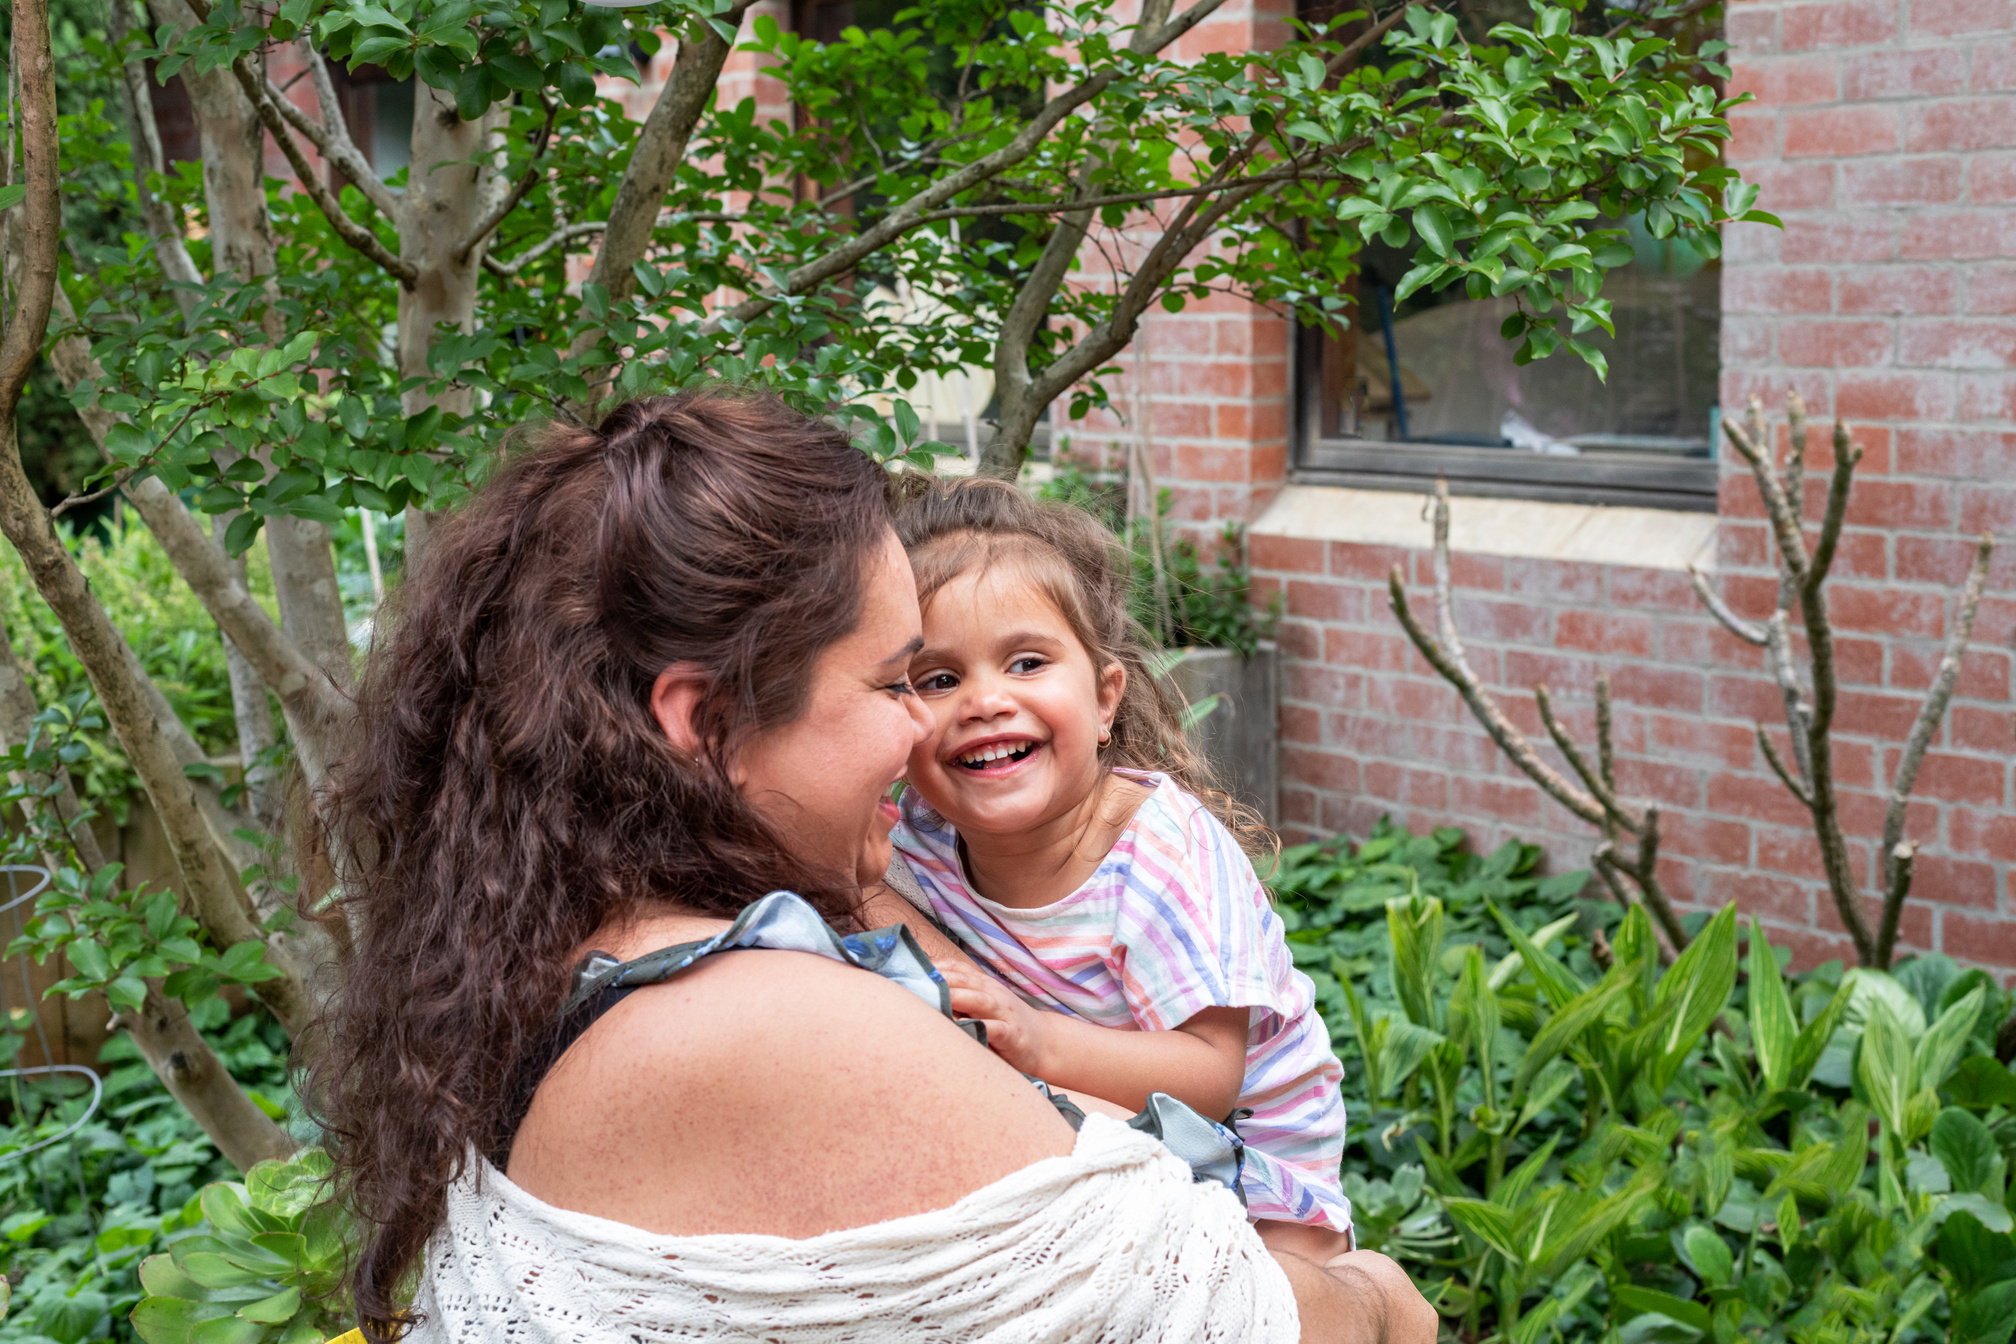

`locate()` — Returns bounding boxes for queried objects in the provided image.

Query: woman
[310,391,1436,1343]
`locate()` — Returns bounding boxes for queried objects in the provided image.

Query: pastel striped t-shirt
[891,772,1350,1231]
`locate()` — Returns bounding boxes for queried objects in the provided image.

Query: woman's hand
[1271,1247,1438,1344]
[935,959,1054,1076]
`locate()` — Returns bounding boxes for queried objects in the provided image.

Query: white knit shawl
[410,1113,1300,1343]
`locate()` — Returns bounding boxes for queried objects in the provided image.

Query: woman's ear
[651,663,710,759]
[1097,660,1126,734]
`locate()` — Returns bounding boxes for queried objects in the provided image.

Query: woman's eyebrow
[879,637,924,668]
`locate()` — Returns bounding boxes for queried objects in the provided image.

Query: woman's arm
[1274,1249,1440,1344]
[936,958,1249,1117]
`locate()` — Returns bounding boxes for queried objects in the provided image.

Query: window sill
[1252,484,1719,573]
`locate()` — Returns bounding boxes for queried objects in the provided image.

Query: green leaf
[1441,1197,1521,1263]
[1936,1209,2016,1296]
[1680,1224,1732,1287]
[1916,984,1986,1088]
[1375,1020,1445,1098]
[1488,904,1583,1007]
[1413,204,1454,258]
[235,1288,300,1325]
[1788,978,1852,1089]
[1858,999,1918,1135]
[1516,972,1633,1094]
[1385,895,1443,1030]
[0,184,27,212]
[1935,1104,2001,1193]
[1611,1286,1711,1334]
[131,1297,210,1344]
[1939,1191,2016,1234]
[1947,1055,2016,1109]
[1747,920,1796,1091]
[175,1253,271,1289]
[188,1316,265,1344]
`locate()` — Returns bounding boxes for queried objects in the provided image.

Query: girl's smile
[904,567,1123,843]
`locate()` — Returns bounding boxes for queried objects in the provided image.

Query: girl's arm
[935,960,1248,1118]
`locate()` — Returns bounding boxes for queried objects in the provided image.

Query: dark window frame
[1290,322,1722,512]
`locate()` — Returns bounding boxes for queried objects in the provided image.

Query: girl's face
[734,531,934,883]
[905,566,1124,842]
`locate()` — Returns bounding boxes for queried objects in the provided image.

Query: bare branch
[1722,410,1808,587]
[1386,485,1604,828]
[1534,683,1640,835]
[1596,673,1617,795]
[1874,533,1994,966]
[1802,419,1861,598]
[1764,611,1814,788]
[1756,725,1813,810]
[456,98,556,263]
[1875,842,1918,969]
[292,41,402,219]
[483,221,607,276]
[1687,564,1767,646]
[1631,808,1689,956]
[584,0,759,309]
[1784,389,1808,531]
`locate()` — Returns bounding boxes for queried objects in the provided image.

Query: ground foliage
[1273,823,2016,1343]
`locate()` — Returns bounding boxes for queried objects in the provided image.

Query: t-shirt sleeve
[1107,790,1299,1033]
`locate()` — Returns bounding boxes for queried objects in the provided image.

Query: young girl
[883,477,1352,1259]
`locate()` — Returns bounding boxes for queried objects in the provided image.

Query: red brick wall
[1247,0,2016,971]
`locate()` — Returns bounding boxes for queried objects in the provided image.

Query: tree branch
[483,220,606,276]
[1722,408,1809,588]
[456,98,556,264]
[174,0,413,282]
[106,0,203,315]
[284,40,402,220]
[1874,532,1994,967]
[1687,564,1767,646]
[1534,683,1640,835]
[1756,725,1813,810]
[1386,482,1604,828]
[115,985,298,1170]
[583,0,759,309]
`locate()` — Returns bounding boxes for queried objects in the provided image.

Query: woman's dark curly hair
[305,391,893,1338]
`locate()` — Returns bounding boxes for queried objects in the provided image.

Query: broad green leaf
[1915,984,1985,1088]
[1441,1197,1521,1263]
[0,185,27,212]
[1413,204,1454,258]
[188,1315,265,1344]
[1374,1021,1445,1099]
[1516,972,1633,1094]
[1938,1191,2016,1234]
[1858,1000,1918,1136]
[1680,1224,1732,1287]
[132,1297,211,1344]
[1538,1166,1660,1271]
[1490,1133,1559,1211]
[235,1288,300,1325]
[1610,1286,1711,1334]
[1488,905,1583,1005]
[1932,1105,1999,1194]
[1746,920,1796,1091]
[1955,1278,2016,1344]
[1787,979,1851,1090]
[1947,1055,2016,1109]
[1513,1057,1577,1136]
[1936,1209,2016,1296]
[1843,968,1928,1037]
[1450,946,1500,1108]
[1652,903,1739,1060]
[1385,895,1443,1030]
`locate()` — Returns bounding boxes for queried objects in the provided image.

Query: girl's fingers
[946,985,1000,1018]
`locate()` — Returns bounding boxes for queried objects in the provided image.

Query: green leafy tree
[0,0,1755,1286]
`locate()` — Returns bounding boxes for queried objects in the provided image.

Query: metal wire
[0,1066,104,1167]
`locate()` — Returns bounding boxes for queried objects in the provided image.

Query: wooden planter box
[1166,641,1279,829]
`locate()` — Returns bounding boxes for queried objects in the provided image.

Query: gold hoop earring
[1098,727,1112,747]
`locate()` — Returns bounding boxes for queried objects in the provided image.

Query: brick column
[1721,0,2016,965]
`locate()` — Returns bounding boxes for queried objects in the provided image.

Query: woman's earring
[1098,726,1112,747]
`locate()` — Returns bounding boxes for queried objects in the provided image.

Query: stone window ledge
[1252,485,1719,574]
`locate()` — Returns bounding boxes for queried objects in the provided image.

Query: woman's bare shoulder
[508,947,1077,1238]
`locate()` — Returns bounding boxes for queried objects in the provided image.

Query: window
[1294,224,1721,511]
[1291,0,1723,512]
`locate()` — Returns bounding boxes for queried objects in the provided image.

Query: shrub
[1273,821,2016,1344]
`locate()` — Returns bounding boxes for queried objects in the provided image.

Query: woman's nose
[904,690,933,743]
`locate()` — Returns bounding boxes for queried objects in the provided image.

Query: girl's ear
[1097,660,1126,735]
[651,663,709,759]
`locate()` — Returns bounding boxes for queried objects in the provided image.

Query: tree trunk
[211,514,280,831]
[117,985,298,1170]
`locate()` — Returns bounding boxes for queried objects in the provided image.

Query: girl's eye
[1008,656,1045,675]
[916,672,957,693]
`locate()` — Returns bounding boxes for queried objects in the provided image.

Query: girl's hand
[934,959,1052,1076]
